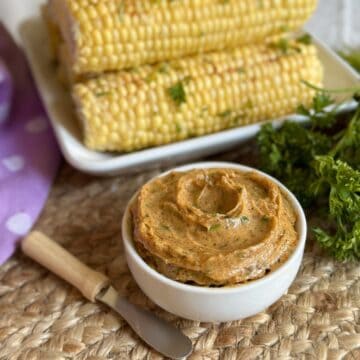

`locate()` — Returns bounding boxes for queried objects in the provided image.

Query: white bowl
[122,161,307,322]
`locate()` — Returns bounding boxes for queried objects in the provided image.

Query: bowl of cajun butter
[122,162,307,322]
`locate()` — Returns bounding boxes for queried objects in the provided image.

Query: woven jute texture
[1,142,360,360]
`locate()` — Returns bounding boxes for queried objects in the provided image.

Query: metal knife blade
[97,286,193,359]
[21,232,192,359]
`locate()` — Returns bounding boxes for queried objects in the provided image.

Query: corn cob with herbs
[72,40,323,152]
[46,0,318,80]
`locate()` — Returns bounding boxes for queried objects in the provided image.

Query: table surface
[1,142,360,359]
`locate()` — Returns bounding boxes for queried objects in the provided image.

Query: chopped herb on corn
[167,81,187,107]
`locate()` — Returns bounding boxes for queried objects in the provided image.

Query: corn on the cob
[47,0,318,79]
[72,41,323,152]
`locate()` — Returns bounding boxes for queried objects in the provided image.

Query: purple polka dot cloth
[0,24,61,264]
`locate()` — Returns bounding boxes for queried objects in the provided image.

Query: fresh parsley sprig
[312,156,360,260]
[257,86,360,260]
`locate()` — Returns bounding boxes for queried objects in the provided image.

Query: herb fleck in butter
[208,224,221,231]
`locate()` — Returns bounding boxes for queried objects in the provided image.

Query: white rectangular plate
[20,17,359,176]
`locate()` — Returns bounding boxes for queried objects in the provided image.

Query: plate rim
[20,18,360,175]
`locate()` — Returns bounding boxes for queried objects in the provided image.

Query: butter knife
[22,231,192,359]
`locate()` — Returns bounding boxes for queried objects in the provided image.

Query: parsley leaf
[330,107,360,168]
[167,81,186,106]
[312,156,360,260]
[338,49,360,73]
[297,92,337,129]
[297,33,312,45]
[258,121,332,205]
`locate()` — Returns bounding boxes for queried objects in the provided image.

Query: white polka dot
[25,116,48,134]
[6,212,32,235]
[2,155,25,172]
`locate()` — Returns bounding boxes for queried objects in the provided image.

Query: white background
[307,0,360,48]
[0,0,359,48]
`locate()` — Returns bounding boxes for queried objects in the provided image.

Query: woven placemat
[1,142,359,360]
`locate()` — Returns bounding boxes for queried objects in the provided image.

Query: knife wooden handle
[22,231,110,302]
